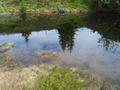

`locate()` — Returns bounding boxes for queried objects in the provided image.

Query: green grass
[0,0,89,14]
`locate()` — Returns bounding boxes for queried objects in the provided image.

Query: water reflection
[22,32,31,43]
[19,29,76,52]
[11,27,120,54]
[58,29,76,52]
[84,13,120,52]
[98,38,120,52]
[57,15,78,52]
[0,13,119,52]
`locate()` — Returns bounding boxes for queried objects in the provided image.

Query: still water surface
[0,13,120,87]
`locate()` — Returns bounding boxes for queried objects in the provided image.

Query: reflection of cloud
[0,34,26,47]
[27,30,60,51]
[41,43,60,51]
[76,27,120,53]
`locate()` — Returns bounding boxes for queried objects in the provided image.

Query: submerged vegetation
[0,55,116,90]
[39,66,114,90]
[0,43,14,53]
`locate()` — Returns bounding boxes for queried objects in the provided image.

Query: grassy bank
[0,0,89,14]
[0,55,116,90]
[0,0,120,15]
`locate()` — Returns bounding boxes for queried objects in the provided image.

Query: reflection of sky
[60,28,120,86]
[0,28,120,84]
[73,28,120,66]
[0,30,61,51]
[0,28,120,61]
[28,30,60,51]
[0,28,120,60]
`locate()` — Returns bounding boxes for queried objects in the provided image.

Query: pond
[0,13,120,88]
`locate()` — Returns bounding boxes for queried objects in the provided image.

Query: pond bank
[0,0,89,15]
[0,8,86,17]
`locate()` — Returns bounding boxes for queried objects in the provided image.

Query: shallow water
[0,13,120,87]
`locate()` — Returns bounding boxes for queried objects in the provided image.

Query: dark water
[0,13,120,87]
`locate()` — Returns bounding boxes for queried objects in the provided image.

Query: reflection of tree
[57,15,78,52]
[20,14,27,21]
[98,38,119,51]
[22,32,31,43]
[58,28,76,52]
[97,26,120,51]
[86,13,120,52]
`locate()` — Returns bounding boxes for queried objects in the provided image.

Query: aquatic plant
[0,43,14,53]
[0,57,116,90]
[39,66,115,90]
